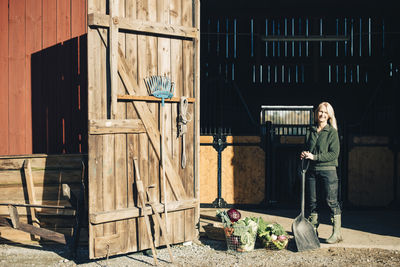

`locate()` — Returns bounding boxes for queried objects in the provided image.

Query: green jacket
[305,124,340,170]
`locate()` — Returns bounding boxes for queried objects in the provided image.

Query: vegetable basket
[224,226,257,252]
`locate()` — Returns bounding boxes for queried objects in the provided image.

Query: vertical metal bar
[251,18,254,57]
[329,65,331,83]
[336,18,339,57]
[285,18,288,57]
[306,18,309,57]
[234,19,237,58]
[292,18,295,57]
[368,17,371,57]
[344,18,348,56]
[299,18,302,57]
[359,18,362,57]
[272,20,275,57]
[265,19,268,57]
[277,21,281,57]
[226,18,229,59]
[351,18,354,56]
[217,19,220,56]
[320,18,323,57]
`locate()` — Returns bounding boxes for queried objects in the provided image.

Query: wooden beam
[0,203,75,209]
[88,13,198,39]
[23,159,39,226]
[118,95,195,103]
[8,205,19,228]
[88,119,146,134]
[89,198,197,225]
[117,46,187,201]
[5,204,67,244]
[109,0,119,118]
[16,222,67,244]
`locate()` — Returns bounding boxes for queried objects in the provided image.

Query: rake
[144,75,174,231]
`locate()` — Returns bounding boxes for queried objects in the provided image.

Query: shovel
[292,159,320,252]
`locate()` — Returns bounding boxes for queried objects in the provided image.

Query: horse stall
[0,0,200,260]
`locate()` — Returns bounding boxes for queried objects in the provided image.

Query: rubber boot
[326,214,343,244]
[307,213,319,236]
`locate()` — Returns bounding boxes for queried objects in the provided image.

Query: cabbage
[227,208,241,222]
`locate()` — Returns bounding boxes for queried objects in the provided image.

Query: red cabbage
[227,208,241,222]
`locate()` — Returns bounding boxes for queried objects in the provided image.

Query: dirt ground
[1,239,400,267]
[1,208,400,266]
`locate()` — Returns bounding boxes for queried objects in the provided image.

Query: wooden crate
[0,154,87,244]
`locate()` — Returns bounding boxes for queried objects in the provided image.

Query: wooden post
[8,205,19,228]
[23,159,39,227]
[109,0,119,118]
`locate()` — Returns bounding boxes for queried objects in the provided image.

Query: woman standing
[300,102,342,244]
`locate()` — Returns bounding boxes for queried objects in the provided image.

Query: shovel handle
[301,159,309,217]
[301,158,310,173]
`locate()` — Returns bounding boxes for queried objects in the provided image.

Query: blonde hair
[315,102,338,130]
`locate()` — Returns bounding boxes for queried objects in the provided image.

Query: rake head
[144,76,174,106]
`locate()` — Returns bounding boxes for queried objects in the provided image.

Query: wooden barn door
[87,0,200,259]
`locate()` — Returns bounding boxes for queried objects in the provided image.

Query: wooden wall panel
[200,136,265,204]
[0,0,87,156]
[8,0,26,155]
[25,0,43,155]
[0,0,9,155]
[348,146,394,207]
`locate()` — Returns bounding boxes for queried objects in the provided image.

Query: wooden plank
[88,119,145,134]
[181,0,196,242]
[90,198,198,224]
[0,169,82,186]
[118,46,187,201]
[56,0,71,43]
[9,0,26,155]
[0,203,74,210]
[43,0,57,49]
[0,225,87,245]
[15,221,67,244]
[125,0,139,252]
[157,0,173,238]
[135,1,151,247]
[118,95,195,103]
[23,160,39,226]
[88,13,198,39]
[169,0,185,245]
[193,0,201,240]
[110,0,119,118]
[94,234,122,258]
[0,184,81,201]
[25,0,42,155]
[0,0,9,155]
[8,205,20,228]
[0,201,75,216]
[0,154,86,170]
[87,0,106,259]
[114,0,129,252]
[71,0,87,37]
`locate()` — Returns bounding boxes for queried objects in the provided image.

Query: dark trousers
[306,169,341,217]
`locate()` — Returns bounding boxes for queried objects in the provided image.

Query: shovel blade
[292,215,320,252]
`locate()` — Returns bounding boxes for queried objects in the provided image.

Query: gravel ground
[1,237,400,267]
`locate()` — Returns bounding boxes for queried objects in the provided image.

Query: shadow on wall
[31,35,88,155]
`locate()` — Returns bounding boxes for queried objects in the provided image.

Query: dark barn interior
[199,0,400,208]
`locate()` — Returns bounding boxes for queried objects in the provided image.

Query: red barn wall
[0,0,87,156]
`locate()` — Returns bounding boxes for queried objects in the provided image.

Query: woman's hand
[300,151,315,160]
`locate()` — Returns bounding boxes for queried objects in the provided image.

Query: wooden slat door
[87,0,200,259]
